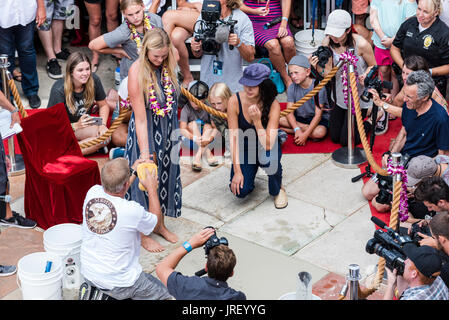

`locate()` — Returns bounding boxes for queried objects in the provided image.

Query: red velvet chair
[16,103,101,229]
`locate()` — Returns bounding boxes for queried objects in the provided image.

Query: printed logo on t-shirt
[85,198,118,234]
[423,35,434,49]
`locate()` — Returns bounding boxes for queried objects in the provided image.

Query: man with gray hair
[79,158,172,300]
[363,70,449,213]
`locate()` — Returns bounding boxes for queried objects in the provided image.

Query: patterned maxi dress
[125,67,182,218]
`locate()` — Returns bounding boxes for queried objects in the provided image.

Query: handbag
[256,58,286,94]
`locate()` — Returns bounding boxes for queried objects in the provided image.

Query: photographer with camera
[362,70,449,213]
[156,227,246,300]
[190,0,255,94]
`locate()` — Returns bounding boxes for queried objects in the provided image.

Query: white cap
[324,10,352,38]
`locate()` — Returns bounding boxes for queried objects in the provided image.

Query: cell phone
[90,116,102,126]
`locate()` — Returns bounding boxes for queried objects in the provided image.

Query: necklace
[148,66,175,117]
[126,12,152,52]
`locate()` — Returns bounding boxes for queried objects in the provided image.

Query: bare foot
[156,227,179,244]
[141,235,165,252]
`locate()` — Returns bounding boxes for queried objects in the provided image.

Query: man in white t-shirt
[80,158,172,300]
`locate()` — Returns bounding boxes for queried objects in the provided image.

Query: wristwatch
[382,103,390,111]
[129,167,138,177]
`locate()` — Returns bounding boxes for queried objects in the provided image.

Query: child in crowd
[209,82,232,158]
[279,54,329,146]
[179,80,219,171]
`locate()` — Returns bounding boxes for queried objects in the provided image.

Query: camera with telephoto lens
[193,0,237,55]
[361,65,393,102]
[194,226,229,277]
[312,46,333,69]
[375,153,411,205]
[366,217,415,275]
[409,222,432,245]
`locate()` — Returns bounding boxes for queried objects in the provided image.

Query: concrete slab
[182,166,269,222]
[293,203,379,278]
[286,159,367,216]
[221,197,343,256]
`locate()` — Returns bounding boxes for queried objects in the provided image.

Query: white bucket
[294,29,325,55]
[17,251,63,300]
[279,292,322,300]
[43,223,83,289]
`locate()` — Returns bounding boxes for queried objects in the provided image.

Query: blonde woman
[126,28,180,252]
[47,51,110,155]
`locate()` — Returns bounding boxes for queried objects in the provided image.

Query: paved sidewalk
[1,43,386,300]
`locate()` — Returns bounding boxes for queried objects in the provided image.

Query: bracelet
[429,68,433,75]
[293,127,300,133]
[11,107,18,114]
[236,39,242,48]
[381,35,388,41]
[182,241,192,253]
[129,167,138,177]
[282,16,289,22]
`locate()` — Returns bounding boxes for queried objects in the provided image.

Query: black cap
[403,244,442,278]
[188,80,209,100]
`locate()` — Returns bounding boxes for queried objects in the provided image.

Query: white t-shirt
[0,0,37,28]
[80,185,158,290]
[143,0,167,13]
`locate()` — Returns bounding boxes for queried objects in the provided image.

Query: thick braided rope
[79,100,131,149]
[349,72,388,176]
[279,65,340,118]
[180,86,227,119]
[8,79,28,118]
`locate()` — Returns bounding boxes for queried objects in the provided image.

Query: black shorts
[84,0,103,4]
[295,114,329,129]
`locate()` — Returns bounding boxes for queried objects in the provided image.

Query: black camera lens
[360,89,372,102]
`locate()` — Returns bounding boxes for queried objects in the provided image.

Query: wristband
[293,127,300,133]
[236,39,242,48]
[182,241,192,253]
[381,35,388,41]
[282,16,289,22]
[11,107,19,114]
[429,68,433,75]
[129,167,138,177]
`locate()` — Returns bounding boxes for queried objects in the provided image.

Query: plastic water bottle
[114,67,120,90]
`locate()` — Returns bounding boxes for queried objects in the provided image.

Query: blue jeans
[0,21,39,97]
[230,139,283,198]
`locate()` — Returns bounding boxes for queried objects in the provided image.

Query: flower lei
[387,158,409,222]
[119,96,131,110]
[126,12,152,51]
[340,51,359,115]
[147,66,175,117]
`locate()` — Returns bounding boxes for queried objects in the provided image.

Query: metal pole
[0,54,25,176]
[391,152,402,231]
[346,49,354,161]
[348,264,361,300]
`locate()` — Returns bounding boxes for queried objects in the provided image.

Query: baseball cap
[324,9,352,38]
[238,63,271,87]
[406,155,438,187]
[288,54,311,69]
[188,80,209,100]
[403,244,442,279]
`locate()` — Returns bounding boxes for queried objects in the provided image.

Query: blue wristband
[282,17,289,22]
[294,127,300,133]
[183,241,192,252]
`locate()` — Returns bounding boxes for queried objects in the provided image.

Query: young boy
[279,54,329,146]
[179,80,218,171]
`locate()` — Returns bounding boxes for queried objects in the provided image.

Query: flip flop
[207,157,218,167]
[192,162,202,172]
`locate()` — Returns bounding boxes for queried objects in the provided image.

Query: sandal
[13,69,22,82]
[192,162,202,172]
[207,156,218,167]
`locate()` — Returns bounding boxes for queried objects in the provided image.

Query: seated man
[362,70,449,213]
[80,158,172,300]
[383,244,448,300]
[279,54,329,146]
[156,227,246,300]
[190,0,255,94]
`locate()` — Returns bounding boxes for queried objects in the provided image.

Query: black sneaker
[26,94,41,109]
[55,48,71,60]
[0,265,17,277]
[375,114,389,136]
[0,212,37,229]
[46,58,63,79]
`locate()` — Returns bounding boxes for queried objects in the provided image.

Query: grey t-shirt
[103,12,163,80]
[287,82,330,120]
[47,73,107,123]
[180,103,211,124]
[195,9,255,94]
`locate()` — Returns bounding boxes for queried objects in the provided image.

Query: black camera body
[410,222,432,245]
[312,46,332,69]
[366,217,415,275]
[194,0,237,55]
[195,226,229,277]
[361,65,393,102]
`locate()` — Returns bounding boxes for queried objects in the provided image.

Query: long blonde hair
[64,52,95,114]
[209,82,232,110]
[138,28,179,101]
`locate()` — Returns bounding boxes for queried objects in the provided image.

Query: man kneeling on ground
[80,158,172,300]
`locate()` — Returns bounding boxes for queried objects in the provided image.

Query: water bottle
[114,67,120,90]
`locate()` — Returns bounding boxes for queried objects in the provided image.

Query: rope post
[331,49,367,169]
[0,54,25,176]
[390,152,403,231]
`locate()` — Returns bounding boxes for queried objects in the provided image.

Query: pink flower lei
[387,158,409,222]
[147,66,175,117]
[339,51,359,115]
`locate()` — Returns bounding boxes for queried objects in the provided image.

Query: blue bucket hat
[239,63,271,87]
